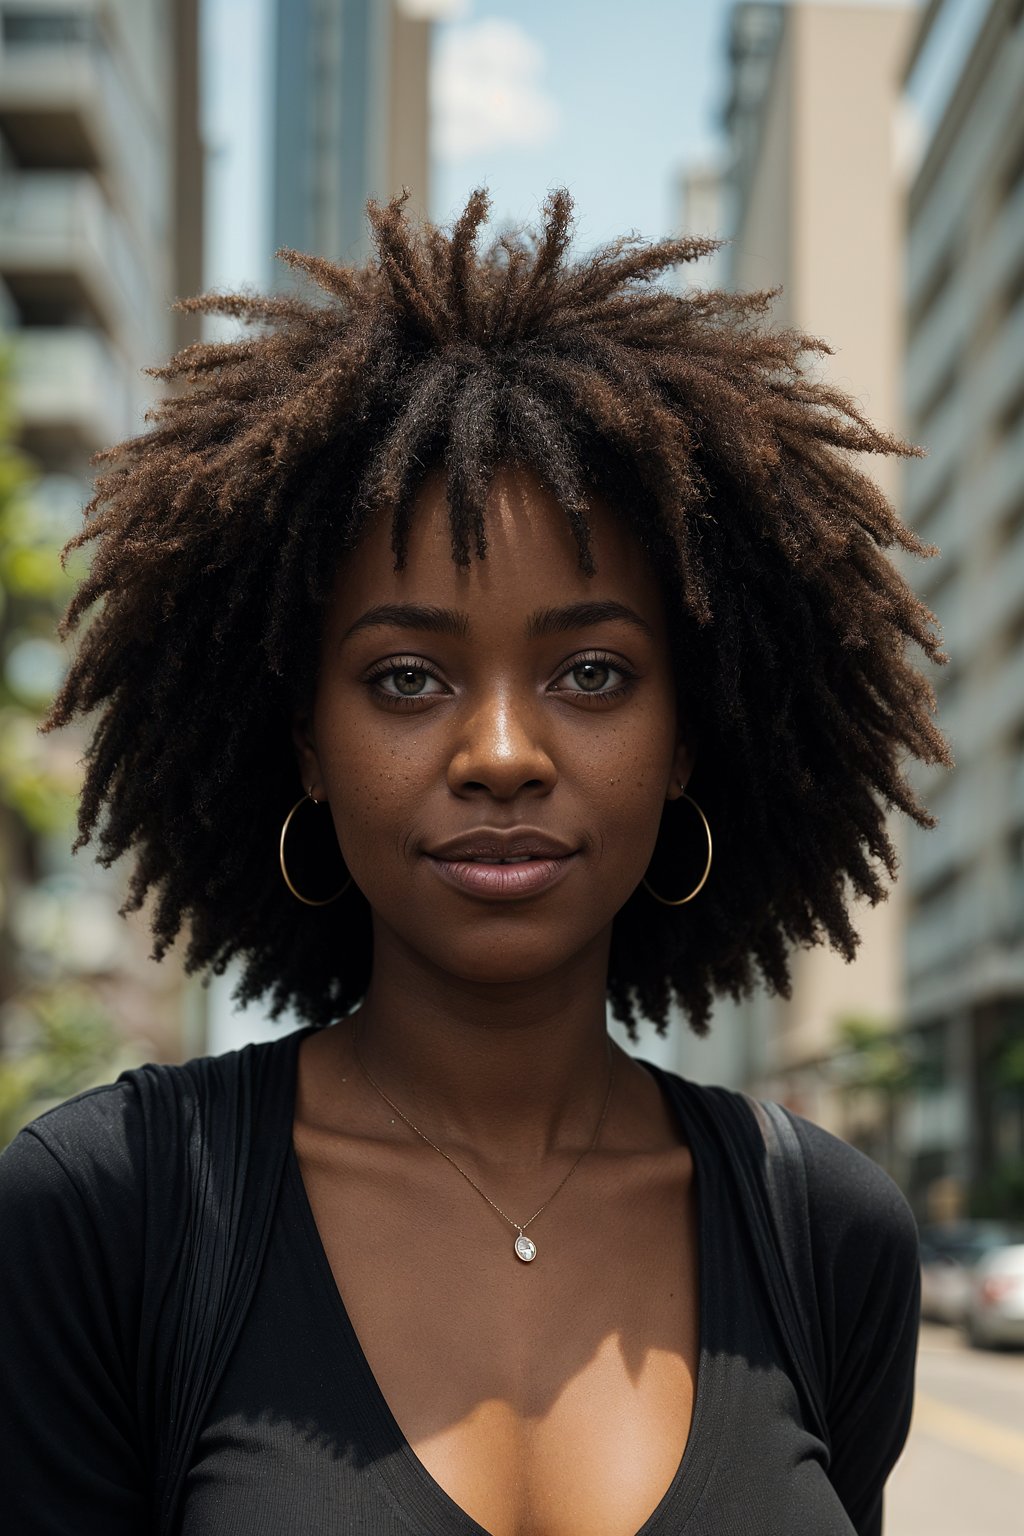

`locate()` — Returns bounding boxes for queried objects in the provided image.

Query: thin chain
[352,1026,615,1236]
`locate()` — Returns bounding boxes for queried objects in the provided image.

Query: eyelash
[550,650,637,704]
[363,651,637,709]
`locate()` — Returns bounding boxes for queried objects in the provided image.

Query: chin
[447,956,562,987]
[425,927,608,989]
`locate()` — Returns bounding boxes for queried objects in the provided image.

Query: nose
[447,685,557,801]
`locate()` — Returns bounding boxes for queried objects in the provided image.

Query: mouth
[453,854,539,864]
[424,831,579,900]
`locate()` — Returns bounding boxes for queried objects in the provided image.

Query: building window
[909,246,956,338]
[913,359,959,441]
[919,548,956,612]
[993,498,1024,556]
[1006,826,1024,941]
[1001,132,1024,210]
[909,480,951,540]
[993,378,1024,445]
[1,12,92,46]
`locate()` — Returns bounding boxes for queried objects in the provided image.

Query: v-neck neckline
[286,1056,724,1536]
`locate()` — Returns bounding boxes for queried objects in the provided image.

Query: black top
[0,1030,919,1536]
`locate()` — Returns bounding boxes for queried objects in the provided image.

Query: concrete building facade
[0,0,203,458]
[0,0,205,1064]
[670,1,919,1134]
[900,0,1024,1216]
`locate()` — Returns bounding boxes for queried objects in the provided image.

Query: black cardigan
[0,1028,919,1534]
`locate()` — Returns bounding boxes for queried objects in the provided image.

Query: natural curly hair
[43,188,950,1037]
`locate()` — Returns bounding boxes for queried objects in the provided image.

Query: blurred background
[0,0,1022,1526]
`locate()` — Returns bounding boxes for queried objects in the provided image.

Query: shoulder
[0,1028,305,1225]
[0,1079,150,1342]
[777,1108,921,1408]
[787,1109,919,1267]
[0,1078,144,1219]
[649,1066,917,1276]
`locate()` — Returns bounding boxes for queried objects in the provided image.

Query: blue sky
[203,0,735,293]
[429,0,734,250]
[203,0,921,293]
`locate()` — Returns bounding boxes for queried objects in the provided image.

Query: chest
[295,1134,700,1536]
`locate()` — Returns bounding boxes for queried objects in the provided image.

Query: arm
[793,1117,920,1536]
[0,1110,149,1534]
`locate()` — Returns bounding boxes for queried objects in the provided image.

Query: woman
[0,190,948,1535]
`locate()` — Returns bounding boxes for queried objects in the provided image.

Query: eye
[376,665,445,697]
[551,654,634,698]
[365,658,449,702]
[572,661,613,691]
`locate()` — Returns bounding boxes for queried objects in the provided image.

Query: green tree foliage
[831,1013,921,1187]
[0,349,118,1144]
[0,981,118,1146]
[0,353,81,835]
[835,1013,920,1098]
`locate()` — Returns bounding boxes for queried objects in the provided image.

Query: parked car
[964,1244,1024,1349]
[918,1222,1023,1325]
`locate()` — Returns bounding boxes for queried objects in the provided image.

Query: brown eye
[572,662,611,691]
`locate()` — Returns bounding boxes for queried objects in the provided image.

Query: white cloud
[433,18,559,161]
[398,0,471,20]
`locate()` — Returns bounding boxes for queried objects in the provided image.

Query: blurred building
[0,0,203,455]
[270,0,432,282]
[669,0,918,1132]
[673,163,729,292]
[0,0,205,1064]
[899,0,1024,1215]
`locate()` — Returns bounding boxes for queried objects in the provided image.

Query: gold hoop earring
[642,791,712,907]
[279,789,352,907]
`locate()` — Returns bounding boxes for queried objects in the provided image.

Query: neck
[349,921,616,1165]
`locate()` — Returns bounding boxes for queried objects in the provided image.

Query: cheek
[310,685,440,872]
[324,738,423,846]
[571,698,680,860]
[593,674,678,778]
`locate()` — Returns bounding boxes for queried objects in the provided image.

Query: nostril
[461,779,548,793]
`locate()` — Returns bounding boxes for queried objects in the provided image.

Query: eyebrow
[341,599,654,645]
[341,604,470,643]
[526,601,654,640]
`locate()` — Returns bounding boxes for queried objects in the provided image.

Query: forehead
[327,466,667,634]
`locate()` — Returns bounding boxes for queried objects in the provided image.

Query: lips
[424,829,579,900]
[426,830,578,862]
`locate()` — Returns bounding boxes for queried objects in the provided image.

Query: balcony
[10,324,133,458]
[0,11,159,252]
[0,6,116,171]
[0,171,147,334]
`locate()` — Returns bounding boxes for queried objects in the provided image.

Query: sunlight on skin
[294,466,699,1536]
[407,1337,694,1535]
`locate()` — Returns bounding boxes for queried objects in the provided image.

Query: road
[886,1323,1024,1535]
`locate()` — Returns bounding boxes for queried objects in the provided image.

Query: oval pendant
[514,1232,537,1263]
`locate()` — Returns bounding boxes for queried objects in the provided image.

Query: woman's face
[295,466,691,986]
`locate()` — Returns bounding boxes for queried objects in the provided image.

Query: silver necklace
[352,1027,615,1264]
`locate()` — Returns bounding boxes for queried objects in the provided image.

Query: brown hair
[44,189,950,1037]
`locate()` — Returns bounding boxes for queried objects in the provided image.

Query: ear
[291,708,325,801]
[667,737,695,801]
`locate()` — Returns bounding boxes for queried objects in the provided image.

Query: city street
[887,1323,1024,1535]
